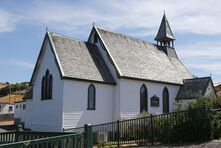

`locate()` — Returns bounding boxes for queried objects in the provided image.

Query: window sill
[41,98,52,101]
[87,108,95,111]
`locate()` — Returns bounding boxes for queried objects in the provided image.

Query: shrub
[187,96,221,139]
[211,109,221,139]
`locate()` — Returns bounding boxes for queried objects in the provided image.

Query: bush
[151,109,210,144]
[187,96,221,139]
[211,109,221,139]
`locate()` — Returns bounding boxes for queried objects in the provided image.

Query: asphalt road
[135,139,221,148]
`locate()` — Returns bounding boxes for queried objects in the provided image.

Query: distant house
[14,101,26,125]
[0,102,14,114]
[176,77,216,107]
[24,14,216,132]
[215,82,221,97]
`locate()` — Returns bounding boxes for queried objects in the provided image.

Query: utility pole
[8,83,11,103]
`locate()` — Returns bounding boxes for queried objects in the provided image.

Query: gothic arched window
[87,84,96,110]
[41,76,45,99]
[140,84,148,113]
[41,69,53,100]
[163,87,169,113]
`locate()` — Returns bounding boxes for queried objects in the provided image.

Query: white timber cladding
[119,79,180,119]
[14,102,26,122]
[29,40,64,132]
[204,81,216,98]
[0,104,14,114]
[24,100,32,129]
[63,80,114,129]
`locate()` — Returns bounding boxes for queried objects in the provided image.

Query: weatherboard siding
[63,80,114,129]
[29,41,63,132]
[14,102,26,124]
[205,81,216,98]
[119,79,180,119]
[24,100,32,129]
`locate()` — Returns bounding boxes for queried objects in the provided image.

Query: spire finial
[92,22,95,26]
[46,26,48,32]
[164,9,165,15]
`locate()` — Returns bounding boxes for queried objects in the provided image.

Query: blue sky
[0,0,220,83]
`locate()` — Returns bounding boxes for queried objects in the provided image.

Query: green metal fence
[66,108,212,147]
[0,131,70,144]
[0,126,94,148]
[0,133,83,148]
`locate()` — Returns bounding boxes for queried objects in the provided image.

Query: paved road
[135,139,221,148]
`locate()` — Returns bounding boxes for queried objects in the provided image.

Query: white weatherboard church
[24,14,216,132]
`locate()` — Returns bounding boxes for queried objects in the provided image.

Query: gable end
[30,32,63,85]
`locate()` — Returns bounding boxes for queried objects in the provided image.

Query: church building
[24,14,216,132]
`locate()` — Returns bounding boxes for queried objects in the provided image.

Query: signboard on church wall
[151,95,159,107]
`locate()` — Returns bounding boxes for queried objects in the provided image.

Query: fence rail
[0,131,71,144]
[0,133,83,148]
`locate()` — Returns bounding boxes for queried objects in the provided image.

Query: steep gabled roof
[155,14,175,41]
[176,77,214,100]
[31,32,115,85]
[95,27,192,85]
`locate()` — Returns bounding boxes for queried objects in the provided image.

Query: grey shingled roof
[49,32,115,84]
[96,27,192,84]
[176,77,212,100]
[155,14,175,41]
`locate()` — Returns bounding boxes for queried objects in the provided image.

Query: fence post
[150,114,153,145]
[84,124,93,148]
[117,120,120,148]
[209,108,213,140]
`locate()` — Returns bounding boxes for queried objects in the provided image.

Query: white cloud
[177,41,221,58]
[2,0,221,35]
[0,59,34,69]
[176,40,221,82]
[0,9,21,32]
[0,0,220,82]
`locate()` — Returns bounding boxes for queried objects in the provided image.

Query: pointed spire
[155,13,175,42]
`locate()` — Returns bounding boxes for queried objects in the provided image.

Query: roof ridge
[49,31,95,46]
[96,27,155,46]
[184,76,211,81]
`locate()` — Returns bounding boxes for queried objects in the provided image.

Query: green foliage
[0,82,28,96]
[211,96,221,108]
[127,109,210,145]
[211,109,221,139]
[187,96,221,110]
[173,100,185,112]
[186,96,221,139]
[152,109,210,144]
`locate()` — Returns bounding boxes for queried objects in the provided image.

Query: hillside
[0,84,6,89]
[0,94,24,103]
[0,82,28,103]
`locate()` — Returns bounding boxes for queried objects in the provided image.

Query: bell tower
[155,13,175,48]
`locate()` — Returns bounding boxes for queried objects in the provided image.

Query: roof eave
[63,76,116,85]
[121,76,183,86]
